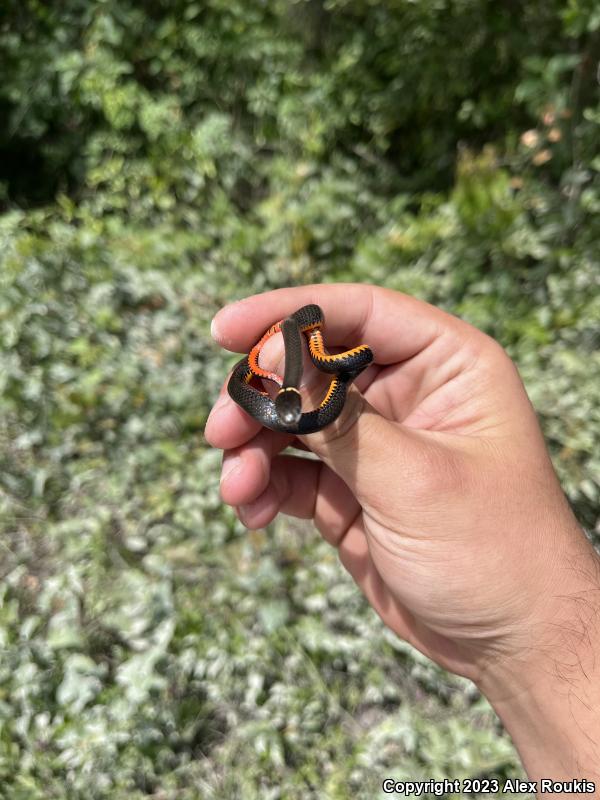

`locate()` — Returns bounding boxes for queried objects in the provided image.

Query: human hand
[205,283,600,780]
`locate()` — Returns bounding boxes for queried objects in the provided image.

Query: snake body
[227,304,373,434]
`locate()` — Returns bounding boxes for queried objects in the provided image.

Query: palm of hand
[307,329,558,683]
[207,286,574,686]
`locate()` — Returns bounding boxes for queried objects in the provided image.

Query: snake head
[275,387,302,426]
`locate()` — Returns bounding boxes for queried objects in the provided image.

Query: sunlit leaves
[0,0,598,796]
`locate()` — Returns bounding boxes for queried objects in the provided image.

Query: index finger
[210,283,459,364]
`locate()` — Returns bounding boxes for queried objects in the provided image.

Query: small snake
[227,304,373,434]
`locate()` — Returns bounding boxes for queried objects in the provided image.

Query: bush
[0,1,598,796]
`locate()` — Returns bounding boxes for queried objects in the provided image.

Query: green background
[0,1,598,797]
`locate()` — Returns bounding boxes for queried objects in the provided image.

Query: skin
[204,283,600,788]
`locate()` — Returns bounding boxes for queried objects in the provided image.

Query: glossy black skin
[274,390,302,426]
[275,317,303,425]
[228,358,357,434]
[227,305,373,434]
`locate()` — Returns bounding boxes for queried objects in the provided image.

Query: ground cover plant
[0,1,598,797]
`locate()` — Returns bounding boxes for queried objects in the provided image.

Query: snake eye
[275,391,301,426]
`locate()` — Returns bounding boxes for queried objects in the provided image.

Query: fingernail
[211,393,230,415]
[238,501,254,526]
[204,395,229,439]
[210,315,220,341]
[221,454,242,485]
[238,484,275,523]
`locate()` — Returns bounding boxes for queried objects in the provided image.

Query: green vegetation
[0,1,598,797]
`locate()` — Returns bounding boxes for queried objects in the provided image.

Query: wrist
[476,528,600,781]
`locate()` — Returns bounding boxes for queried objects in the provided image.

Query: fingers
[297,386,429,511]
[234,454,361,541]
[218,365,439,523]
[204,328,380,452]
[205,374,265,451]
[205,282,479,454]
[207,284,470,521]
[230,449,421,650]
[219,426,294,507]
[253,326,435,508]
[210,283,467,365]
[210,314,442,512]
[227,445,413,638]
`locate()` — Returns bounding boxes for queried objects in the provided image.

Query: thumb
[259,330,457,514]
[300,382,456,515]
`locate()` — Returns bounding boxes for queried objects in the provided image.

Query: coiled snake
[227,304,373,434]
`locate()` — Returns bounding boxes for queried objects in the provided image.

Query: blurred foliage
[0,0,599,797]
